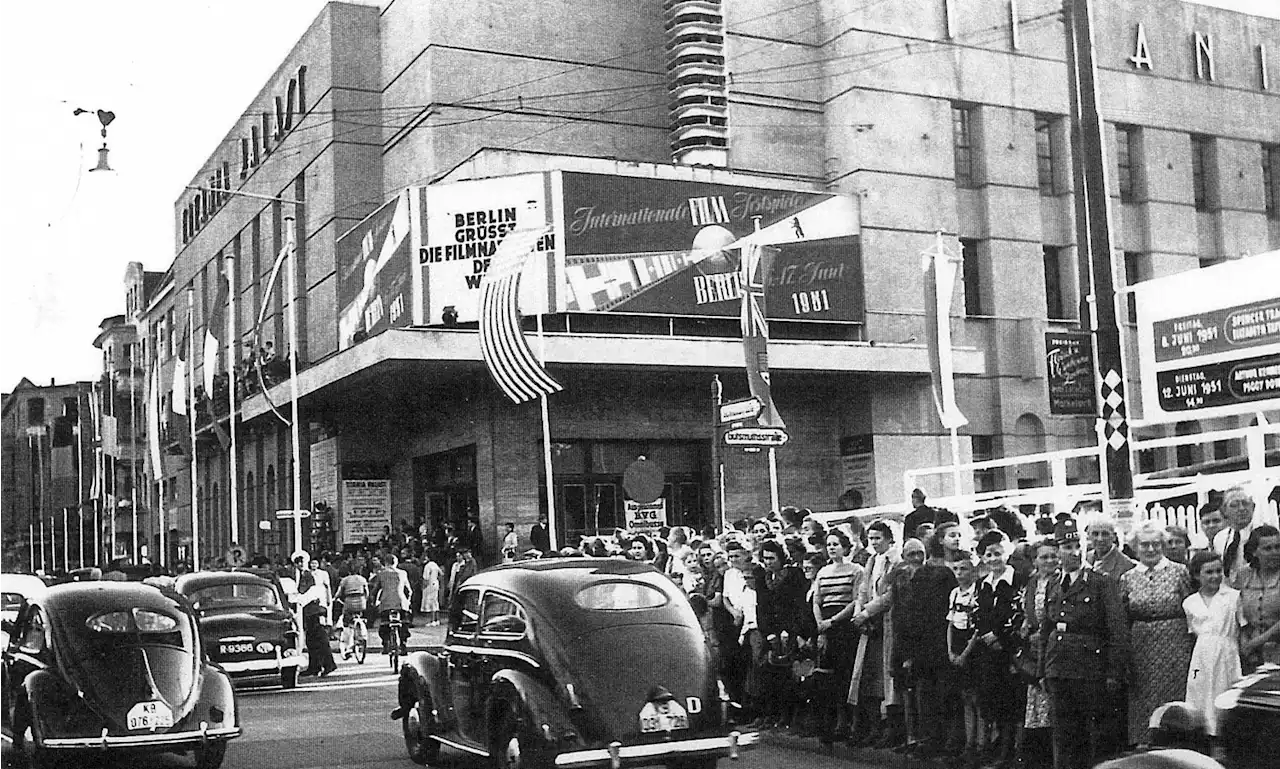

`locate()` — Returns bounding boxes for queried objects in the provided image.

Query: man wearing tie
[1213,486,1257,577]
[1040,518,1129,769]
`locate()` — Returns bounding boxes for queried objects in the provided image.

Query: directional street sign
[719,397,763,424]
[275,509,311,520]
[723,426,789,447]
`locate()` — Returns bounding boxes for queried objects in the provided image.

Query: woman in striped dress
[811,529,865,745]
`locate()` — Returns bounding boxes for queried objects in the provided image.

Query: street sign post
[275,509,311,520]
[724,426,790,447]
[718,397,763,424]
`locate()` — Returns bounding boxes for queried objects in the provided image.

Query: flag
[478,226,563,404]
[923,233,968,430]
[147,359,164,478]
[172,326,188,416]
[740,243,785,428]
[203,262,230,397]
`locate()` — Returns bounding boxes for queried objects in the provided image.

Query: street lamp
[185,186,306,556]
[74,108,116,172]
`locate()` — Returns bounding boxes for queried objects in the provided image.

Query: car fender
[393,651,451,729]
[20,669,69,741]
[192,665,238,730]
[487,669,575,744]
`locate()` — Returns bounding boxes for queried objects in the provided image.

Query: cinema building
[129,0,1279,564]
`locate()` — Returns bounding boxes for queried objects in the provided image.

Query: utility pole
[1063,0,1134,513]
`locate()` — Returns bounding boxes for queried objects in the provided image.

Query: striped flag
[478,226,563,404]
[147,360,164,478]
[922,232,968,430]
[740,243,785,428]
[203,261,230,397]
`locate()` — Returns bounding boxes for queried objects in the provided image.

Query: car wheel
[281,665,298,689]
[492,704,548,769]
[194,739,228,769]
[402,694,440,765]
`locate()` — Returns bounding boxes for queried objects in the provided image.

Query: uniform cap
[1053,518,1080,544]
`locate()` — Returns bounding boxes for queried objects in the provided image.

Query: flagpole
[285,217,304,554]
[129,343,139,563]
[749,216,782,514]
[226,254,240,548]
[76,397,85,567]
[537,313,557,552]
[37,433,47,572]
[188,287,201,570]
[29,522,36,573]
[63,508,69,572]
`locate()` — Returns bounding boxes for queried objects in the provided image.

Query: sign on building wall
[309,437,338,509]
[1045,331,1097,415]
[839,435,876,509]
[336,191,415,351]
[418,173,553,326]
[558,172,863,323]
[341,479,391,545]
[1134,253,1280,422]
[624,499,667,533]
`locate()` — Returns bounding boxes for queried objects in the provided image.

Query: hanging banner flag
[337,191,413,350]
[172,327,188,416]
[147,361,164,478]
[923,233,968,430]
[741,243,785,428]
[203,261,230,397]
[478,225,563,404]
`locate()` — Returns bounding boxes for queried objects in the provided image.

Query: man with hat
[1039,518,1129,769]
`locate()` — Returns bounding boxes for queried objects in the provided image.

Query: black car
[1214,663,1280,769]
[391,557,758,769]
[174,570,304,689]
[1,581,240,769]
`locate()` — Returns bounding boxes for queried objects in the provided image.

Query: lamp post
[185,185,306,556]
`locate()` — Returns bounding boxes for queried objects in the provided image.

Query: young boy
[501,522,519,562]
[946,554,982,766]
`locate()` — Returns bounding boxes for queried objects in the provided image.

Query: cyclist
[371,552,412,654]
[335,568,370,659]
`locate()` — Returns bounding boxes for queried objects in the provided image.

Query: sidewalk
[405,618,446,651]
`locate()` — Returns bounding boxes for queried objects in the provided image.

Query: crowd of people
[547,485,1276,769]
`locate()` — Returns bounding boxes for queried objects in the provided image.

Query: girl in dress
[1182,550,1243,747]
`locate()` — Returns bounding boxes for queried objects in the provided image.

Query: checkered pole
[1065,0,1134,503]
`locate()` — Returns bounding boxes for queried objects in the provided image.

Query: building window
[1191,135,1214,212]
[27,398,45,426]
[1116,125,1138,203]
[961,238,986,316]
[1043,246,1070,320]
[1265,144,1279,220]
[1124,251,1145,323]
[953,105,977,188]
[1035,114,1059,195]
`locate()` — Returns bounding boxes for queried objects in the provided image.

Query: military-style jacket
[1039,568,1129,681]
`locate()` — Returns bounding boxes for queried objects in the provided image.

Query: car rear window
[189,584,281,611]
[574,582,669,611]
[88,608,181,634]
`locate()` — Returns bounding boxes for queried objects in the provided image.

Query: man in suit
[1084,518,1135,579]
[530,515,550,554]
[1213,486,1257,578]
[461,518,485,564]
[1040,518,1129,769]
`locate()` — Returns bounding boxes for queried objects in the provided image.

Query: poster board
[341,479,391,545]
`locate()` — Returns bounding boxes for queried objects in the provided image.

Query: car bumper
[553,730,760,768]
[219,655,302,674]
[41,724,241,750]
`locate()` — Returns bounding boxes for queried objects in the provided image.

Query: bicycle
[385,609,406,672]
[340,611,369,665]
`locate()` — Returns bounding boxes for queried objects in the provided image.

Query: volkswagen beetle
[174,570,304,689]
[391,558,758,768]
[1,581,239,769]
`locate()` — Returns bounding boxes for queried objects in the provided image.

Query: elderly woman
[1231,524,1280,673]
[1119,520,1193,748]
[1163,525,1191,564]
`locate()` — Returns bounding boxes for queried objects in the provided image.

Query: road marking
[238,673,397,697]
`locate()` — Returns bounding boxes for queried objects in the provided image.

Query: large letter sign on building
[1134,252,1280,422]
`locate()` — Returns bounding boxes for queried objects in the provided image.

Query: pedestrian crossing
[237,656,400,697]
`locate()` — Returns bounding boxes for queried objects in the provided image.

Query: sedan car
[1,581,239,769]
[1213,662,1280,769]
[174,570,304,689]
[391,558,758,769]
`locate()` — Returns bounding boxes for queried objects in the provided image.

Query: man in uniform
[1040,517,1128,769]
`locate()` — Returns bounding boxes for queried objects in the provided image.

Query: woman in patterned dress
[1019,537,1059,769]
[1119,520,1193,748]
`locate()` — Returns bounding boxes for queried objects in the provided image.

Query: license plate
[220,642,255,655]
[639,700,689,733]
[127,701,174,731]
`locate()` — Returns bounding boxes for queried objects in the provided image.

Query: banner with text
[419,173,553,325]
[341,479,391,545]
[558,172,863,323]
[336,191,414,351]
[1045,331,1097,415]
[624,498,668,533]
[1134,253,1280,422]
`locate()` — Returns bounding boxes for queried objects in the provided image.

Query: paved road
[4,632,900,769]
